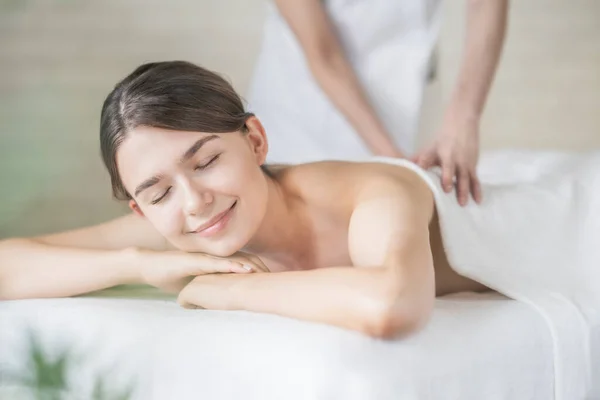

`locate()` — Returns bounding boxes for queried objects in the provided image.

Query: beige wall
[420,0,600,149]
[1,0,598,238]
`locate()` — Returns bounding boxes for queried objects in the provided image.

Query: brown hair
[100,61,258,200]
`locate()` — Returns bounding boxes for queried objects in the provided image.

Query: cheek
[143,205,182,239]
[206,159,258,195]
[236,168,269,227]
[208,162,267,235]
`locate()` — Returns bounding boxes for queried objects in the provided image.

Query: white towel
[371,152,600,400]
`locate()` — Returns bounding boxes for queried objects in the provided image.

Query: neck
[243,172,311,268]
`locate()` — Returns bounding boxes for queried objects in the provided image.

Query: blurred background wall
[1,0,599,238]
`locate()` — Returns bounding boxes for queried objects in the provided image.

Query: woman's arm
[0,239,141,300]
[0,214,164,300]
[178,176,436,339]
[0,214,268,300]
[274,0,403,158]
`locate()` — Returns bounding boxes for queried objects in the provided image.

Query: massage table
[0,289,555,399]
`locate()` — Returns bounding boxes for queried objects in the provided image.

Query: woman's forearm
[309,51,403,157]
[234,267,390,331]
[179,266,423,338]
[0,238,140,300]
[449,0,509,117]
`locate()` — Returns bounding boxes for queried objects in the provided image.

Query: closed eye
[151,187,172,205]
[195,154,220,171]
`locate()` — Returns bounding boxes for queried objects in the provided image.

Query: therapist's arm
[448,0,509,120]
[274,0,403,158]
[414,0,509,206]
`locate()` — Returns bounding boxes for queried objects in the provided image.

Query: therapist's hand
[412,109,482,206]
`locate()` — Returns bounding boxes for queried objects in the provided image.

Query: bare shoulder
[279,160,434,217]
[277,160,435,268]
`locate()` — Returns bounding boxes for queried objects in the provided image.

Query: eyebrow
[133,135,220,198]
[180,135,219,164]
[134,176,162,197]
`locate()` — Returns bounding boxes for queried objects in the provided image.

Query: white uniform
[248,0,442,164]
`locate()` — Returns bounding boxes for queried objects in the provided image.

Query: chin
[185,235,248,257]
[217,236,251,256]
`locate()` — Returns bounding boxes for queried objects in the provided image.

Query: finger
[414,148,437,168]
[470,171,483,204]
[457,168,470,206]
[418,151,438,170]
[441,162,456,193]
[187,256,249,275]
[230,263,255,273]
[229,253,269,273]
[247,255,270,272]
[411,150,427,164]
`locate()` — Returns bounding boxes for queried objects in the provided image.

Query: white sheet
[0,291,554,400]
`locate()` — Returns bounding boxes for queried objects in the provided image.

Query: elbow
[361,295,434,340]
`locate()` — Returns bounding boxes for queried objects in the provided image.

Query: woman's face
[116,119,269,256]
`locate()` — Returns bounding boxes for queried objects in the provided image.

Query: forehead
[116,126,222,189]
[122,126,217,153]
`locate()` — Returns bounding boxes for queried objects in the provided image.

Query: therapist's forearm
[309,51,403,157]
[449,0,509,117]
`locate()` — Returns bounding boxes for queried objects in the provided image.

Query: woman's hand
[134,249,269,293]
[412,109,482,206]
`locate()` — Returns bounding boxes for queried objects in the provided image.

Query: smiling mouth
[189,201,237,237]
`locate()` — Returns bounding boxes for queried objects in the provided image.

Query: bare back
[269,160,490,296]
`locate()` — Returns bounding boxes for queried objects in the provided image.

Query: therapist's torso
[248,0,443,164]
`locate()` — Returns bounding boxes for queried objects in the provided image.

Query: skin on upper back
[274,160,435,268]
[275,160,489,296]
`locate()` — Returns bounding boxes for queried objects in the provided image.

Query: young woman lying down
[0,61,491,339]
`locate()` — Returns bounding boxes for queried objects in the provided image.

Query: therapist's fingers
[470,172,483,204]
[456,168,470,206]
[414,148,438,170]
[441,162,456,193]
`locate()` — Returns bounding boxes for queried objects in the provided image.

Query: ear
[243,116,269,166]
[128,200,145,217]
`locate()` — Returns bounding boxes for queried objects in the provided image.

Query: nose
[181,180,213,216]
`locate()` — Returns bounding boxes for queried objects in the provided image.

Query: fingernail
[242,264,253,271]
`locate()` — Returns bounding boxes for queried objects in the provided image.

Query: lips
[189,201,237,237]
